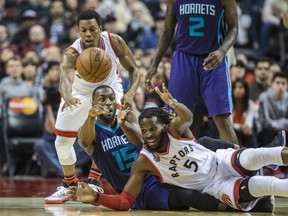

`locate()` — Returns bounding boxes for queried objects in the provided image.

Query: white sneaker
[87,183,104,194]
[45,186,69,204]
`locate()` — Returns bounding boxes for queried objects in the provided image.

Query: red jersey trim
[55,129,78,138]
[139,154,164,182]
[68,47,79,55]
[168,131,195,141]
[234,178,243,210]
[107,32,118,57]
[231,150,246,177]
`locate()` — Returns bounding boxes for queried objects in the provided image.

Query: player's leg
[166,50,199,112]
[200,56,238,144]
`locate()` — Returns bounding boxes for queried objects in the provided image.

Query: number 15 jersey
[174,0,225,55]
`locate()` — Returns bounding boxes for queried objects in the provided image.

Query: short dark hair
[92,85,115,100]
[139,107,170,125]
[77,10,102,26]
[255,57,271,67]
[271,72,288,83]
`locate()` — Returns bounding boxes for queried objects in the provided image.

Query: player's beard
[145,133,165,153]
[100,109,116,125]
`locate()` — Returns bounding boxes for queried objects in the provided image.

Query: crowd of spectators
[0,0,287,178]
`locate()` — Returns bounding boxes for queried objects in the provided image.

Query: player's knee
[55,136,77,165]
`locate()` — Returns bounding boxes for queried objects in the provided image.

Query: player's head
[138,107,170,152]
[77,10,102,48]
[92,85,116,123]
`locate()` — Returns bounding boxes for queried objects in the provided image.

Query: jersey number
[112,145,138,171]
[189,17,204,37]
[184,159,198,172]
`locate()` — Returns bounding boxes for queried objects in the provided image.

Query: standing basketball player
[67,83,288,212]
[145,0,239,144]
[71,84,274,212]
[45,10,140,203]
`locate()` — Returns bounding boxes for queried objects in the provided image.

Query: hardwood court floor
[0,176,288,216]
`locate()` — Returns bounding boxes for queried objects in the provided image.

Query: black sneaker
[265,130,286,170]
[251,195,275,213]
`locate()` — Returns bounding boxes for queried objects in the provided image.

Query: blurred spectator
[1,0,20,38]
[123,1,154,50]
[58,21,80,49]
[231,78,257,148]
[249,57,271,102]
[139,11,165,50]
[0,24,10,50]
[22,24,53,62]
[230,60,247,83]
[0,47,15,81]
[0,56,37,173]
[22,56,39,87]
[63,0,82,27]
[102,13,118,34]
[257,72,288,145]
[10,9,38,55]
[258,0,288,56]
[39,0,70,45]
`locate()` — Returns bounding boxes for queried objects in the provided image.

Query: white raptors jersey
[140,133,218,191]
[70,31,122,95]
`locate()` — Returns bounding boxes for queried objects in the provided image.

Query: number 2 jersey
[174,0,226,55]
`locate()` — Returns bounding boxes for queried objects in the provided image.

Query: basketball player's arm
[110,34,140,110]
[203,0,238,70]
[155,83,193,138]
[59,48,81,111]
[145,0,177,92]
[68,156,149,210]
[118,110,144,148]
[77,114,96,155]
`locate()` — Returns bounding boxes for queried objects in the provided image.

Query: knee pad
[55,136,77,165]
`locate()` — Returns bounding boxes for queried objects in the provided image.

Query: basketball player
[68,84,275,211]
[145,0,239,144]
[45,10,140,203]
[67,83,288,212]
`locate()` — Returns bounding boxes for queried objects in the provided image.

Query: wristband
[170,99,179,109]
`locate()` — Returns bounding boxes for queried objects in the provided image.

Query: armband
[170,99,179,109]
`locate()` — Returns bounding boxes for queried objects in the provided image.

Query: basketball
[76,47,112,83]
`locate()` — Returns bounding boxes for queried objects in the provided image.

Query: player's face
[79,19,102,48]
[139,117,166,152]
[93,88,116,123]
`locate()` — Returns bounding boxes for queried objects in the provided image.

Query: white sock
[239,147,284,170]
[249,176,288,197]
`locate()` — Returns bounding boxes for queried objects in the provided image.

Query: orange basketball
[76,47,112,83]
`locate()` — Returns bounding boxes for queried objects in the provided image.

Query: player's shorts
[55,84,123,137]
[167,50,232,117]
[131,175,171,210]
[203,148,260,211]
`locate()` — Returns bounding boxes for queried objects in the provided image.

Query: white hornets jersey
[140,133,218,191]
[69,31,122,95]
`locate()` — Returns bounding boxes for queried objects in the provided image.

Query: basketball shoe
[265,130,286,170]
[251,195,275,213]
[45,181,76,204]
[87,179,104,194]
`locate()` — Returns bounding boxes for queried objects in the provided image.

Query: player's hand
[67,182,98,203]
[145,67,157,93]
[61,97,81,111]
[155,83,175,106]
[203,49,225,70]
[121,92,133,110]
[117,109,129,125]
[89,104,109,118]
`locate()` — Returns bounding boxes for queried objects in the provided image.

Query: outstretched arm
[145,0,177,92]
[118,110,144,148]
[78,103,109,155]
[67,156,149,210]
[110,34,140,110]
[155,83,193,137]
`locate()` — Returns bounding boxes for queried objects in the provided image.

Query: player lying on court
[67,83,287,212]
